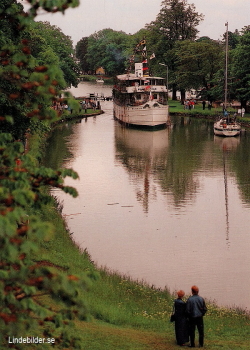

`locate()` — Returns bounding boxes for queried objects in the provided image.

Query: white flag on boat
[150,53,155,60]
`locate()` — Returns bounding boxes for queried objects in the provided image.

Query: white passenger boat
[113,41,169,129]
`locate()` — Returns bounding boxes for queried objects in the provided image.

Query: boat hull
[214,120,241,137]
[113,101,169,129]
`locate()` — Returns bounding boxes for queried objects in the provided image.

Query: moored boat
[213,23,241,137]
[214,117,241,137]
[113,41,169,129]
[96,77,104,83]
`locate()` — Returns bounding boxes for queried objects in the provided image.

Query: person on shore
[172,290,189,346]
[186,285,207,348]
[242,107,245,117]
[202,100,206,110]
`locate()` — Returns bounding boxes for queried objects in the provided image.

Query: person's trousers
[189,316,204,347]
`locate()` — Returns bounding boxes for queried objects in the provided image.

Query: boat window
[136,94,141,100]
[130,81,139,86]
[153,93,157,99]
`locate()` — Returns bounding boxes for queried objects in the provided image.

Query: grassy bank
[34,195,250,348]
[35,199,250,349]
[30,121,250,349]
[169,100,250,123]
[59,108,103,122]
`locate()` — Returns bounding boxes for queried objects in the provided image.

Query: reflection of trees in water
[229,134,250,206]
[156,119,210,207]
[214,134,250,207]
[115,134,163,213]
[45,116,250,213]
[43,121,81,169]
[115,118,211,211]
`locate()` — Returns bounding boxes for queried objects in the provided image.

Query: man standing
[186,285,207,348]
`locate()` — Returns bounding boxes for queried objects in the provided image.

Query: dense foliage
[29,21,79,87]
[175,38,224,97]
[232,30,250,107]
[0,0,90,348]
[75,37,90,74]
[76,29,130,76]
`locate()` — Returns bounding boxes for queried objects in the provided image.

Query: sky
[20,0,250,45]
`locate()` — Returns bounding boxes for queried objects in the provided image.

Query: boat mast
[225,22,228,109]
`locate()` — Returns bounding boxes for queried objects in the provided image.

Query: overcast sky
[20,0,250,45]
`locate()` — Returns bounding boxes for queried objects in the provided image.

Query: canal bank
[30,117,250,349]
[169,100,250,128]
[54,109,104,124]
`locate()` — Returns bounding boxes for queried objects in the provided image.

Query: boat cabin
[113,74,168,107]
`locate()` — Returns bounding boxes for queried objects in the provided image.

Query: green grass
[169,100,250,121]
[57,108,103,123]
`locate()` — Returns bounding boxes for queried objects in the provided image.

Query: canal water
[44,82,250,311]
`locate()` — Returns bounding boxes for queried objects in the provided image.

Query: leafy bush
[0,0,91,348]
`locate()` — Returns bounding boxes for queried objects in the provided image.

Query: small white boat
[213,22,241,137]
[214,117,241,137]
[96,78,104,83]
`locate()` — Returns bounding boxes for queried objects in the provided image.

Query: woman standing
[173,290,189,346]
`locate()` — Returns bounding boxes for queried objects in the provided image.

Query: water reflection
[43,123,75,170]
[214,136,241,246]
[156,117,212,208]
[115,127,170,213]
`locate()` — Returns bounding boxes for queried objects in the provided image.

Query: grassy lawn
[169,100,250,121]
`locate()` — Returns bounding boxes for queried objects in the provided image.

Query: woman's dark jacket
[173,298,189,345]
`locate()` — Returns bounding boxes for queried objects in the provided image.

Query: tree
[227,30,240,50]
[232,31,250,108]
[146,0,204,99]
[84,29,129,76]
[75,37,90,74]
[30,21,79,87]
[175,38,224,100]
[0,0,92,348]
[150,0,203,43]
